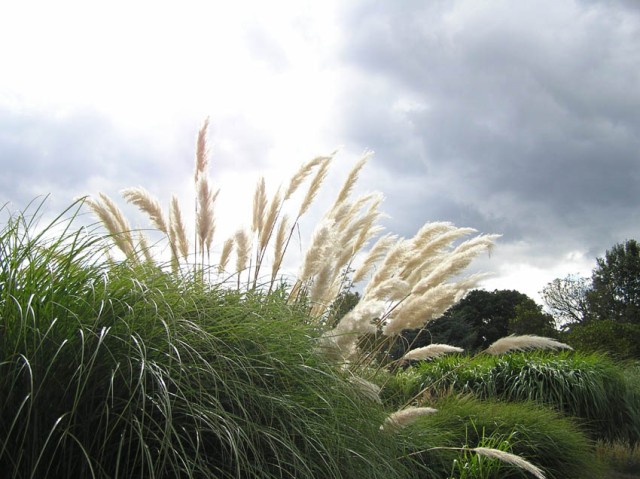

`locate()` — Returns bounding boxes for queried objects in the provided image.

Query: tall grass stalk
[88,119,498,368]
[0,203,418,478]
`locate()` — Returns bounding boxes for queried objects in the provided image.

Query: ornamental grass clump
[0,203,418,479]
[398,396,604,479]
[78,120,602,478]
[87,119,500,369]
[406,350,640,443]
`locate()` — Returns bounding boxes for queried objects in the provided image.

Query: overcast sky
[1,0,639,304]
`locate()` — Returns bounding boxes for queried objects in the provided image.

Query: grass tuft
[0,203,414,479]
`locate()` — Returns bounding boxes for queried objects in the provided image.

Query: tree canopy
[543,239,640,359]
[542,275,591,328]
[543,239,640,327]
[588,239,640,324]
[421,289,555,354]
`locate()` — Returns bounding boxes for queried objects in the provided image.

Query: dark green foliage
[508,303,556,337]
[564,320,640,360]
[588,239,640,324]
[400,351,640,443]
[544,239,640,330]
[401,396,604,479]
[422,289,552,354]
[0,203,412,479]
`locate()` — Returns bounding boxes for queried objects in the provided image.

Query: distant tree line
[542,239,640,359]
[333,239,640,361]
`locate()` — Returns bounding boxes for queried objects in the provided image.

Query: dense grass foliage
[0,205,417,479]
[3,202,625,479]
[401,396,604,479]
[391,351,640,443]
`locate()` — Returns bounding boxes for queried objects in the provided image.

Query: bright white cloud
[1,0,639,307]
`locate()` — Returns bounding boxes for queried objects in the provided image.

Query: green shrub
[401,396,604,479]
[403,351,640,443]
[564,320,640,360]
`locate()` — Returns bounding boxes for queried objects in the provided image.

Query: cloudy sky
[1,0,639,304]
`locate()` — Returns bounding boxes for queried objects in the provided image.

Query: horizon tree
[587,239,640,324]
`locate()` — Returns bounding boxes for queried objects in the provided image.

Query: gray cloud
[1,109,168,211]
[332,0,640,273]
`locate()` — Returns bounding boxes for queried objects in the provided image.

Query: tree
[587,239,640,324]
[563,320,640,360]
[421,289,552,353]
[542,275,591,328]
[508,302,557,337]
[327,290,360,328]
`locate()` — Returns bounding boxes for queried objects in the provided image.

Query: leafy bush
[400,351,640,443]
[564,320,640,360]
[401,396,604,479]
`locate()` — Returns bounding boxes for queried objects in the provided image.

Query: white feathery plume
[271,215,289,281]
[169,195,189,261]
[137,232,154,264]
[259,188,282,251]
[284,155,329,200]
[330,152,372,211]
[401,344,464,361]
[486,335,573,355]
[88,194,136,259]
[252,177,267,233]
[368,277,410,301]
[472,448,546,479]
[352,234,398,284]
[235,229,251,275]
[400,226,476,280]
[363,239,411,296]
[194,117,210,181]
[196,176,219,255]
[332,299,387,336]
[218,237,234,274]
[298,156,332,217]
[121,187,169,234]
[299,220,336,282]
[382,283,460,336]
[381,407,438,432]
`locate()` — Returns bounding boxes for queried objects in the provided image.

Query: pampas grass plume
[87,194,136,258]
[194,117,210,181]
[401,344,464,361]
[235,229,251,275]
[196,177,219,255]
[472,447,546,479]
[330,152,371,211]
[381,406,438,432]
[252,177,267,233]
[298,156,332,217]
[218,237,234,274]
[169,195,189,261]
[352,234,398,284]
[271,215,289,281]
[486,335,573,355]
[121,187,168,234]
[284,155,328,200]
[259,188,281,251]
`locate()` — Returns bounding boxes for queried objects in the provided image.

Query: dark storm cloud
[334,0,640,262]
